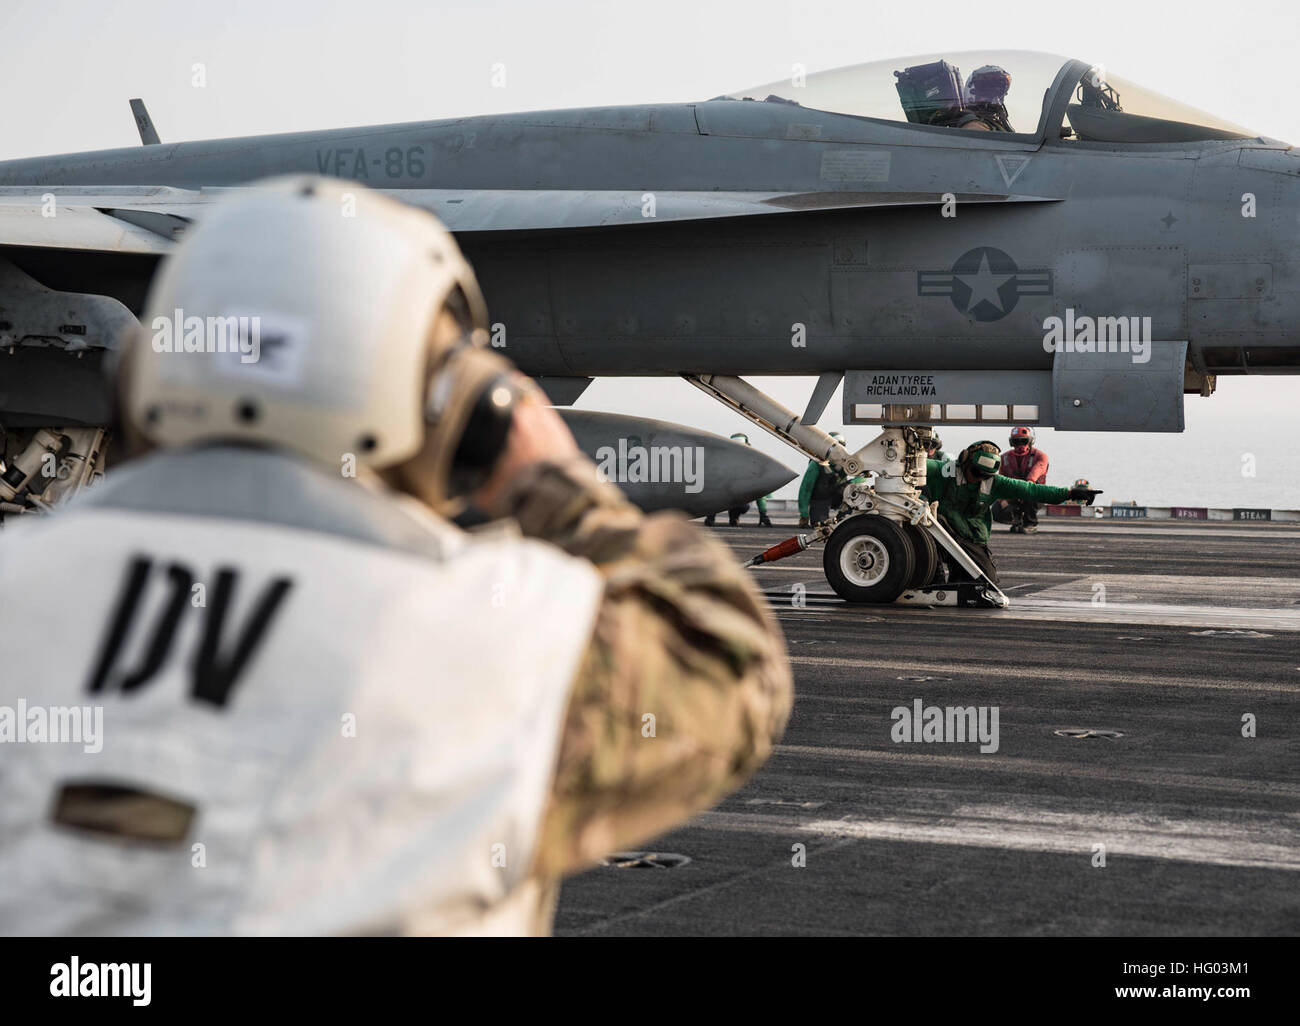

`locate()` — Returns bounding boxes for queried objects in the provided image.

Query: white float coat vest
[0,446,603,935]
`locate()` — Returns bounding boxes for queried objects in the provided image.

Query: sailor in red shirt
[993,426,1049,533]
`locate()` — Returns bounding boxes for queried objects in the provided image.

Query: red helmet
[1009,426,1034,447]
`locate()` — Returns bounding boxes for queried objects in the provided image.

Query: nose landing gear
[825,513,1004,608]
[1,425,109,519]
[823,514,915,603]
[685,373,1008,608]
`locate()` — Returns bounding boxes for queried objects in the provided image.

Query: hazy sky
[3,0,1297,507]
[6,0,1300,152]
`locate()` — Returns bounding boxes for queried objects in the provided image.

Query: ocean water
[919,378,1300,510]
[927,428,1298,510]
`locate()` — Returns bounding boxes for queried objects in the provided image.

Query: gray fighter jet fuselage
[1,51,1296,439]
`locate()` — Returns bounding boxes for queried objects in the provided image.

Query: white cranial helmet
[127,175,490,474]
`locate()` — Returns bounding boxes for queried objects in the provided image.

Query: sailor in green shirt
[924,432,950,463]
[798,431,854,527]
[705,433,773,526]
[922,440,1098,582]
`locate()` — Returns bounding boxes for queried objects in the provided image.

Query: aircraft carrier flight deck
[555,517,1300,936]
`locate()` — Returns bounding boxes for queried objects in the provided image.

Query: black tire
[901,523,941,589]
[823,515,916,603]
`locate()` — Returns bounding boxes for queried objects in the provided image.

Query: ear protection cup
[443,360,517,500]
[391,341,518,513]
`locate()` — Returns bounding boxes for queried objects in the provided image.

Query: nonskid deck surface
[553,518,1300,936]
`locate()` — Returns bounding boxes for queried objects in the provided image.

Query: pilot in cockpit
[959,65,1014,132]
[894,60,1014,133]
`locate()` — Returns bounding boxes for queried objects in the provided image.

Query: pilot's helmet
[965,65,1011,105]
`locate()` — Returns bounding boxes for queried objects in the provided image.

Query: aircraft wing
[0,185,1062,253]
[0,187,195,253]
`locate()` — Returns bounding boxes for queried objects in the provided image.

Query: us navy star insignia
[917,246,1053,322]
[955,252,1013,314]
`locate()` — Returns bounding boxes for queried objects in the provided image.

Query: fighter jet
[1,49,1295,604]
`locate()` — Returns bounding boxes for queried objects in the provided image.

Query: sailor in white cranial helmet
[0,176,791,938]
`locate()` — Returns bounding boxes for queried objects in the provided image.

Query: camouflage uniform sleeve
[495,457,793,879]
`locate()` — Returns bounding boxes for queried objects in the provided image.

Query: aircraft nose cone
[747,449,800,500]
[655,436,796,516]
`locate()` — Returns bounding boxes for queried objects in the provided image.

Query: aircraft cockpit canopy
[1061,65,1252,143]
[721,51,1256,144]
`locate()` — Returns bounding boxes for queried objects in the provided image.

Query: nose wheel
[900,521,942,590]
[823,515,916,603]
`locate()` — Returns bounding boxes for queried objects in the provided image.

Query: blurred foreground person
[0,177,792,936]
